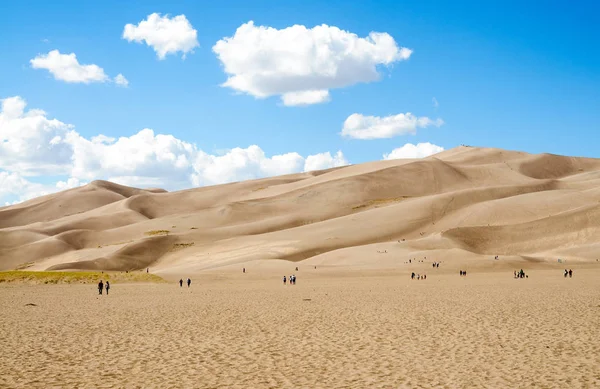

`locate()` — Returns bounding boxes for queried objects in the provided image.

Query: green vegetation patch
[170,242,195,252]
[144,230,170,236]
[0,270,166,285]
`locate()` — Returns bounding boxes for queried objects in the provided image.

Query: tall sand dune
[1,146,599,274]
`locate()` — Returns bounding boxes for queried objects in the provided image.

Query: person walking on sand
[187,278,191,287]
[98,280,104,295]
[283,276,286,285]
[569,269,573,278]
[105,281,110,295]
[179,279,183,287]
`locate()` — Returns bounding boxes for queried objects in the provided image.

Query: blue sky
[0,0,598,204]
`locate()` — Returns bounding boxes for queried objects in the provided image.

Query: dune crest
[1,146,599,274]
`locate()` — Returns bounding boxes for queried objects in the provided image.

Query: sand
[1,268,599,388]
[1,146,600,387]
[1,146,600,274]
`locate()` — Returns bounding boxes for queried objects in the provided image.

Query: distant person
[146,268,149,273]
[243,268,246,273]
[179,279,183,287]
[569,269,573,278]
[187,278,191,287]
[98,280,104,295]
[105,281,110,295]
[564,269,568,278]
[283,276,286,285]
[296,267,298,271]
[411,272,415,279]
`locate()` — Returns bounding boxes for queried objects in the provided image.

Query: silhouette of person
[98,280,103,295]
[187,278,191,287]
[105,281,110,295]
[179,279,183,287]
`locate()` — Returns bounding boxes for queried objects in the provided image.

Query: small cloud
[41,38,50,43]
[114,74,129,87]
[383,142,444,160]
[122,13,199,60]
[340,112,444,140]
[432,97,439,109]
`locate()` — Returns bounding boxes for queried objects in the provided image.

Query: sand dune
[1,146,599,275]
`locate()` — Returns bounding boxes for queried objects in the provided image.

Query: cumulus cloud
[123,13,199,59]
[0,171,86,206]
[30,50,109,84]
[340,112,444,140]
[212,21,412,106]
[304,151,348,172]
[383,142,444,160]
[114,74,129,87]
[0,96,347,204]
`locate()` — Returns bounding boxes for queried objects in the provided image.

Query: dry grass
[0,270,165,284]
[144,230,170,236]
[170,242,195,252]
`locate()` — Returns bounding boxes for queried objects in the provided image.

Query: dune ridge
[1,146,599,275]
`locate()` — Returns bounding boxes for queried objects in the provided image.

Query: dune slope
[1,146,599,274]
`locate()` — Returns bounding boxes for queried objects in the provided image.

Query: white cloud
[383,142,444,160]
[340,112,444,140]
[0,171,86,206]
[30,50,109,84]
[0,96,347,204]
[281,90,330,106]
[123,13,199,59]
[304,151,348,172]
[212,21,412,106]
[432,97,439,109]
[114,74,129,87]
[0,96,75,175]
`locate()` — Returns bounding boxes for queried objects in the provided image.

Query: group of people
[97,280,110,295]
[179,278,191,287]
[283,275,297,285]
[410,272,426,280]
[432,262,440,268]
[514,269,527,278]
[564,269,573,278]
[459,270,467,276]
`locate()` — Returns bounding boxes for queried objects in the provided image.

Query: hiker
[283,276,286,285]
[564,269,568,278]
[98,280,103,295]
[105,281,110,295]
[569,269,573,278]
[243,268,245,273]
[187,278,191,287]
[179,279,183,287]
[411,272,415,279]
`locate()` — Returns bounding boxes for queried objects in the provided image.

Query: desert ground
[1,146,600,388]
[1,267,599,388]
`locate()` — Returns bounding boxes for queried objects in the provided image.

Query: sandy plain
[1,266,599,389]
